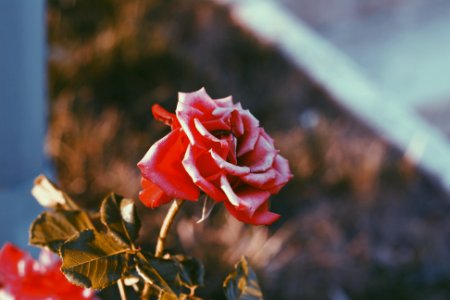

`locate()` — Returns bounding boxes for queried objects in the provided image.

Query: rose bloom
[138,88,292,225]
[0,243,94,300]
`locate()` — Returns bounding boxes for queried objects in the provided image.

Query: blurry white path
[216,0,450,194]
[281,0,450,110]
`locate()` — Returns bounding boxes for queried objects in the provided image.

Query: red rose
[138,88,292,225]
[0,243,95,300]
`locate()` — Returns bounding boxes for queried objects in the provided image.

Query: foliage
[29,176,264,299]
[223,257,264,300]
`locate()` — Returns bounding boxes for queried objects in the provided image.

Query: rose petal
[194,118,221,144]
[201,118,230,132]
[260,128,275,144]
[237,110,260,156]
[224,201,280,225]
[224,134,238,164]
[177,88,216,145]
[178,87,216,111]
[182,145,227,201]
[220,175,270,216]
[239,129,277,172]
[211,106,232,117]
[240,168,278,188]
[138,129,199,200]
[210,150,250,176]
[139,177,172,208]
[273,154,291,177]
[211,102,242,117]
[0,243,31,282]
[266,155,293,194]
[0,243,94,299]
[214,96,234,107]
[230,110,244,137]
[152,104,180,129]
[219,175,240,206]
[192,119,232,156]
[38,249,60,270]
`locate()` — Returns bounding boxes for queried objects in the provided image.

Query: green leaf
[100,193,141,246]
[60,229,132,289]
[29,210,94,253]
[223,257,264,300]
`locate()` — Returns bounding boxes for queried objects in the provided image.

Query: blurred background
[1,0,450,299]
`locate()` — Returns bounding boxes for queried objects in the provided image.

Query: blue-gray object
[0,0,46,252]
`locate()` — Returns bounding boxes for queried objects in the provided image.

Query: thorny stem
[155,199,184,258]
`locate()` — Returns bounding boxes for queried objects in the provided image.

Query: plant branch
[142,199,184,299]
[155,199,184,258]
[117,279,127,300]
[141,283,150,300]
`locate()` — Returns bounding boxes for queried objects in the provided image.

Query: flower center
[211,130,232,139]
